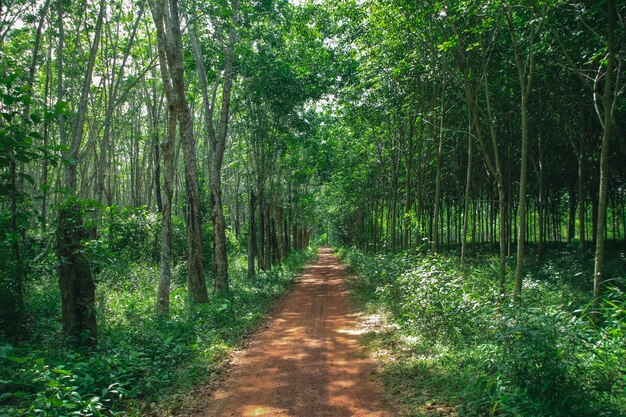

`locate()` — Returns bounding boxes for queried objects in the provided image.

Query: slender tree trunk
[210,0,240,293]
[156,109,176,315]
[259,193,266,270]
[538,135,546,261]
[432,89,445,253]
[150,0,207,302]
[567,178,576,242]
[247,188,256,277]
[8,157,23,328]
[57,0,105,345]
[151,89,163,212]
[41,44,51,229]
[509,3,541,302]
[5,0,50,329]
[513,94,530,301]
[577,135,586,242]
[403,119,414,249]
[593,0,617,310]
[461,119,473,266]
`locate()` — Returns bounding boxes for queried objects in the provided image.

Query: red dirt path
[192,248,393,417]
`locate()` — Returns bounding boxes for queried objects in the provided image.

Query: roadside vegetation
[338,246,625,417]
[1,208,316,416]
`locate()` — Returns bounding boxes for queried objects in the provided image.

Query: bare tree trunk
[538,134,546,261]
[57,0,105,345]
[593,0,617,310]
[567,178,576,242]
[186,0,238,293]
[508,2,542,302]
[247,188,256,277]
[403,115,414,249]
[156,109,176,315]
[513,94,530,301]
[41,39,52,229]
[432,87,445,253]
[259,192,266,270]
[461,117,473,266]
[211,0,239,293]
[150,0,207,303]
[150,83,163,212]
[577,134,586,242]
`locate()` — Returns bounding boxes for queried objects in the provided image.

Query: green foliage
[0,70,61,331]
[339,246,626,417]
[101,206,161,265]
[0,247,317,416]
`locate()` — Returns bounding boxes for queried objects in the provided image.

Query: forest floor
[177,247,393,417]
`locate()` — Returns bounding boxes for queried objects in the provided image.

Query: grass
[0,241,317,416]
[338,245,626,417]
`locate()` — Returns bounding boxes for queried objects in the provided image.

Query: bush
[338,246,626,417]
[102,206,161,265]
[1,246,317,416]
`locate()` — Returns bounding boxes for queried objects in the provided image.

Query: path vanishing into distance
[191,248,392,417]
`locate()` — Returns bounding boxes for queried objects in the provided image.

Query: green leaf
[52,367,72,375]
[7,355,29,364]
[54,101,70,115]
[47,380,60,388]
[51,396,64,407]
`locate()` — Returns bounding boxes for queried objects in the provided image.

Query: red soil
[192,248,392,417]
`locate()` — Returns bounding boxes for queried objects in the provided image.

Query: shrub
[338,246,626,417]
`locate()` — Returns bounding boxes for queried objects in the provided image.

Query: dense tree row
[0,0,333,342]
[0,0,624,344]
[320,0,625,303]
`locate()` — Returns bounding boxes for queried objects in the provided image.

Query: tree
[56,0,105,345]
[185,0,240,294]
[149,0,207,305]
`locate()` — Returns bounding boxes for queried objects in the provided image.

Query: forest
[0,0,624,415]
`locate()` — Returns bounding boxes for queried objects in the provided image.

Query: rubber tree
[56,0,105,345]
[149,0,208,304]
[185,0,240,294]
[593,0,619,310]
[506,1,545,302]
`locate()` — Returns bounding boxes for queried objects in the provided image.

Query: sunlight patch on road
[239,405,288,416]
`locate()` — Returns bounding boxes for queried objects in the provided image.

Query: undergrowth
[0,207,317,416]
[338,246,626,417]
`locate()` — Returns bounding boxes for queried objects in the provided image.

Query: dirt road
[194,248,392,417]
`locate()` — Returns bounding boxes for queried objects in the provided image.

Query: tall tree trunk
[509,2,541,302]
[150,0,208,303]
[432,88,445,253]
[403,115,414,249]
[150,0,176,313]
[513,94,530,301]
[57,0,105,345]
[538,134,546,261]
[247,188,256,277]
[210,0,239,293]
[577,133,586,242]
[259,192,266,270]
[186,0,238,293]
[461,117,473,266]
[151,85,163,212]
[567,177,576,242]
[593,0,617,310]
[156,109,176,315]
